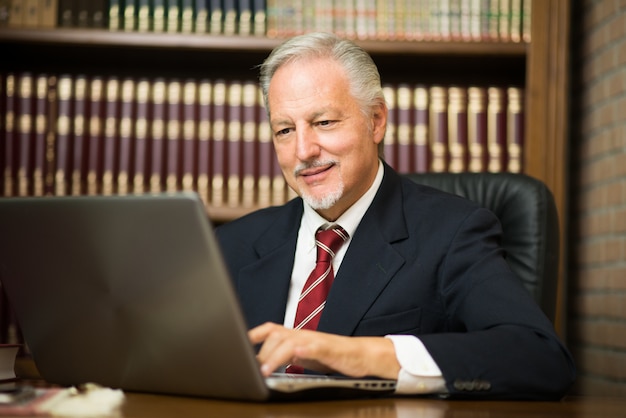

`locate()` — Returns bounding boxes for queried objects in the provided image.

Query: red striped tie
[286,225,348,374]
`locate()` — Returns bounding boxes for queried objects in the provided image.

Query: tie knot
[315,226,348,263]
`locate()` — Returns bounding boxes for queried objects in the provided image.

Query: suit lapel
[237,201,303,328]
[319,165,409,336]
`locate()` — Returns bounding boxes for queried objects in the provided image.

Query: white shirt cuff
[385,334,448,394]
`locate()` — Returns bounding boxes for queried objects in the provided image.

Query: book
[87,76,105,195]
[133,78,150,193]
[102,77,120,195]
[137,0,150,32]
[166,0,180,32]
[54,74,73,196]
[32,74,49,196]
[412,84,429,173]
[196,79,212,206]
[44,75,58,196]
[223,0,237,35]
[22,0,38,27]
[117,77,136,195]
[211,79,227,207]
[71,75,87,196]
[238,0,253,35]
[91,0,107,28]
[108,0,121,30]
[252,0,266,36]
[257,88,272,207]
[226,81,242,207]
[150,78,167,193]
[180,0,193,33]
[3,73,16,197]
[487,86,507,172]
[17,73,34,197]
[241,80,258,208]
[8,0,25,27]
[447,86,468,173]
[507,86,524,173]
[181,79,197,191]
[467,86,488,172]
[396,84,412,173]
[166,79,182,192]
[209,0,222,35]
[75,0,91,27]
[194,0,208,32]
[153,0,165,32]
[429,85,448,172]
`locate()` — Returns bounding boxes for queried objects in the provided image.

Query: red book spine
[181,79,197,192]
[17,73,34,196]
[412,85,429,173]
[429,86,448,172]
[55,74,74,196]
[241,80,258,208]
[447,86,468,173]
[257,88,272,208]
[166,80,182,192]
[2,74,16,197]
[150,79,166,193]
[117,78,135,195]
[211,79,227,207]
[227,81,242,208]
[87,76,105,195]
[71,75,87,196]
[467,86,488,172]
[487,86,507,172]
[44,76,58,196]
[0,73,6,197]
[396,84,411,173]
[133,78,150,194]
[102,77,120,196]
[196,79,212,207]
[507,86,524,173]
[33,74,49,196]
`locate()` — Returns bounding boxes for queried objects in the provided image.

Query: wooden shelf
[0,28,527,57]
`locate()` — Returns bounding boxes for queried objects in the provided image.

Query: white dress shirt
[283,160,447,394]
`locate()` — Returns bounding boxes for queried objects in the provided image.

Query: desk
[120,393,626,418]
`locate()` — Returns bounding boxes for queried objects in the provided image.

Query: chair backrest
[403,172,559,323]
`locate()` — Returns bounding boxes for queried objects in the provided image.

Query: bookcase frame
[0,0,570,333]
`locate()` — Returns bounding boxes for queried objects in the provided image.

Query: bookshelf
[0,1,570,332]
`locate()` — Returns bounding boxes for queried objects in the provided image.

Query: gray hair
[258,32,385,120]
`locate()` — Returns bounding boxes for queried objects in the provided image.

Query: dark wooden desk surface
[14,358,626,417]
[120,393,626,418]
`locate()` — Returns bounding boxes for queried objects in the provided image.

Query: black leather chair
[403,172,559,324]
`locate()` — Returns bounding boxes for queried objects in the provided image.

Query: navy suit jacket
[215,163,575,400]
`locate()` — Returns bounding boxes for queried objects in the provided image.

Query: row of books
[2,0,532,42]
[1,71,524,210]
[267,0,531,42]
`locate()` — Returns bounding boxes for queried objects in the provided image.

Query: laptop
[0,192,396,401]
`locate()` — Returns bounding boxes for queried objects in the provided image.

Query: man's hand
[248,322,401,379]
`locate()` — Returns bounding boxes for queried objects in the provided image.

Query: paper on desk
[40,383,125,417]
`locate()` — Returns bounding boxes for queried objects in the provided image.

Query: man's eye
[276,128,292,136]
[317,120,333,127]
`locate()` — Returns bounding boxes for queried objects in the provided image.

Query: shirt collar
[302,160,384,241]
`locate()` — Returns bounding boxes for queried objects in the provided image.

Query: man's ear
[371,101,388,145]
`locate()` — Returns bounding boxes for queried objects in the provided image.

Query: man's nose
[295,127,320,161]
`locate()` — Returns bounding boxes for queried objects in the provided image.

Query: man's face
[267,57,387,221]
